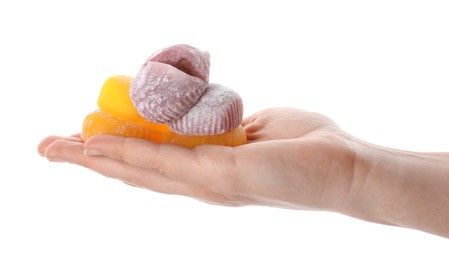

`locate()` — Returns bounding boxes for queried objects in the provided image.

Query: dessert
[168,83,243,135]
[130,61,207,123]
[81,44,246,148]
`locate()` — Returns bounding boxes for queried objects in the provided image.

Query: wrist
[341,141,401,224]
[341,139,449,237]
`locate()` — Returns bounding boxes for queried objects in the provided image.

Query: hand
[38,108,355,210]
[38,107,449,238]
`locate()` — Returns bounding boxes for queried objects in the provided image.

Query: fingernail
[84,149,103,156]
[48,156,66,163]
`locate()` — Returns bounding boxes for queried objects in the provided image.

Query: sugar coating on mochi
[147,44,210,83]
[168,83,243,135]
[130,61,207,124]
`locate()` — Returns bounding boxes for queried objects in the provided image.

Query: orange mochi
[81,75,247,148]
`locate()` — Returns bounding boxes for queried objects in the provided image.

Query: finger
[45,138,247,206]
[241,112,259,127]
[47,136,255,206]
[42,138,204,197]
[84,135,198,173]
[241,111,271,143]
[242,119,265,143]
[84,135,240,190]
[38,135,83,156]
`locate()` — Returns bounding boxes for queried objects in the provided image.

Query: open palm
[39,108,356,211]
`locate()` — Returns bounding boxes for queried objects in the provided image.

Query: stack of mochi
[81,44,247,148]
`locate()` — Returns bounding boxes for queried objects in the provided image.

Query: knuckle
[120,137,140,163]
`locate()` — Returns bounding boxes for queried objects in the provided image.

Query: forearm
[343,140,449,238]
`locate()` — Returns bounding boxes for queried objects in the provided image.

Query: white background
[1,0,448,259]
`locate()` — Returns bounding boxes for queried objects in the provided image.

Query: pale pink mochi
[130,61,207,124]
[147,44,210,83]
[168,83,243,135]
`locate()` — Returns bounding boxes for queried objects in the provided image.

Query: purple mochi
[147,44,210,83]
[130,61,207,124]
[168,83,243,135]
[130,44,243,136]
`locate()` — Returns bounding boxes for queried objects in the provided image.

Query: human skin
[38,108,449,238]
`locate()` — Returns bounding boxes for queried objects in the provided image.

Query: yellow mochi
[81,75,247,148]
[98,76,145,124]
